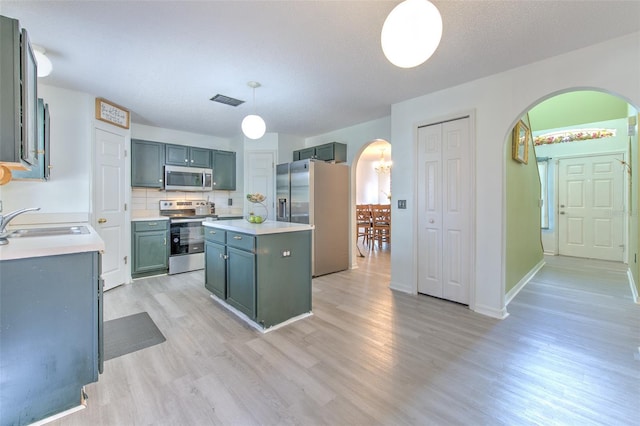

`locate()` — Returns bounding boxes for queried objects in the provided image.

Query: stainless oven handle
[171,218,205,224]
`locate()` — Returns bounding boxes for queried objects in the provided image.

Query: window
[538,159,549,229]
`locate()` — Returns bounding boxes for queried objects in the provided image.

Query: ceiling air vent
[210,94,245,107]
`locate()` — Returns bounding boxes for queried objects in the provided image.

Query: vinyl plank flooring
[48,251,639,425]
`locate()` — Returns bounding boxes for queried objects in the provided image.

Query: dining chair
[356,204,373,246]
[371,204,391,248]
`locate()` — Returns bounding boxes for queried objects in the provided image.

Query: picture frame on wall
[95,97,130,129]
[512,119,529,164]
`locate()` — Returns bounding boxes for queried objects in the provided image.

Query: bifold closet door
[417,117,471,305]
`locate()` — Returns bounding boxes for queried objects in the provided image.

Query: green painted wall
[529,91,628,131]
[505,114,544,294]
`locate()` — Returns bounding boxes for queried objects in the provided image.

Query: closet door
[417,118,471,304]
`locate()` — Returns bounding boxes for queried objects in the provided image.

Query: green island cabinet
[293,142,347,163]
[131,139,165,188]
[212,149,236,190]
[132,219,169,278]
[204,221,313,329]
[0,251,102,425]
[165,144,212,168]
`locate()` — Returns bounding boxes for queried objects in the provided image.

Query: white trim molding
[506,259,545,306]
[627,268,639,304]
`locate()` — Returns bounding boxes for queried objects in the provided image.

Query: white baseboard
[627,268,639,304]
[473,303,509,319]
[506,259,546,306]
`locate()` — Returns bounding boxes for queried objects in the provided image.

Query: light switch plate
[398,199,407,209]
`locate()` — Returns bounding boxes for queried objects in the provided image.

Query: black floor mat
[103,312,166,361]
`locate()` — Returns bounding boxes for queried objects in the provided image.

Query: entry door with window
[417,117,472,304]
[558,153,624,261]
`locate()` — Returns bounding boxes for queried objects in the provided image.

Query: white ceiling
[3,1,639,140]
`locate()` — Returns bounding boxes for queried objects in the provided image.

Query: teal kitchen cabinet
[212,149,236,190]
[1,251,101,425]
[226,232,257,318]
[203,221,312,329]
[12,98,50,180]
[293,142,346,163]
[165,144,212,168]
[131,219,169,278]
[131,139,165,188]
[204,227,226,299]
[314,142,347,162]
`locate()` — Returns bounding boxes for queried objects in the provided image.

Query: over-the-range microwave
[164,165,213,192]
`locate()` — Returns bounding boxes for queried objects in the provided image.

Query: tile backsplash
[131,188,244,218]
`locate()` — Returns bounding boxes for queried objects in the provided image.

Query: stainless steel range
[159,200,217,275]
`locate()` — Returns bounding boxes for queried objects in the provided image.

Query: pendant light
[32,45,53,77]
[381,0,443,68]
[241,81,266,139]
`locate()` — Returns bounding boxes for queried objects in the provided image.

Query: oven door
[170,219,204,255]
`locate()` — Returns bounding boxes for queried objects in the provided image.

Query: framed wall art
[95,97,130,129]
[512,119,529,164]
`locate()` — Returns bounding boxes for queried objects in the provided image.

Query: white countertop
[131,216,170,222]
[0,224,105,261]
[204,219,313,235]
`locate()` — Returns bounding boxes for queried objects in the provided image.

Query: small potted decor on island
[246,193,267,224]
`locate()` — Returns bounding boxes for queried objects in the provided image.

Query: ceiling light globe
[381,0,443,69]
[241,114,266,139]
[33,46,52,77]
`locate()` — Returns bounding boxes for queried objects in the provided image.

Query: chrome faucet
[0,207,41,245]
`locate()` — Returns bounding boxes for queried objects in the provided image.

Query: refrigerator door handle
[278,198,288,220]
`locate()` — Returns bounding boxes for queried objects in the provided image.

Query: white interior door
[558,153,624,261]
[245,151,275,218]
[94,123,129,291]
[417,117,471,304]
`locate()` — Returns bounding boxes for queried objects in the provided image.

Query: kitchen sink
[8,226,90,238]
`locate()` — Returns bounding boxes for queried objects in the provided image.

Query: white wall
[390,32,640,318]
[1,85,94,221]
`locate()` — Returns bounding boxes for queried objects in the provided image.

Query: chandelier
[374,149,392,174]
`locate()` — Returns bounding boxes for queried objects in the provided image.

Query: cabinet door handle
[209,230,216,234]
[163,238,167,245]
[98,218,107,224]
[148,222,157,226]
[219,253,228,260]
[233,236,242,240]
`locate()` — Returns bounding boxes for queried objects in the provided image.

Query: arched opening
[505,88,639,304]
[352,139,392,272]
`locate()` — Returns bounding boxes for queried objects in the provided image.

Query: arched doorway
[353,139,392,268]
[505,89,639,302]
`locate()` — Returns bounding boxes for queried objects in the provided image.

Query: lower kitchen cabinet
[205,239,226,299]
[132,219,169,278]
[203,222,312,329]
[0,251,101,426]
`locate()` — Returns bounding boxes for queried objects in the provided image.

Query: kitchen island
[0,224,104,425]
[203,220,313,331]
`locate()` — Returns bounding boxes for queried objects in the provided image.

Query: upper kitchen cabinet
[165,144,212,168]
[0,15,38,171]
[131,139,165,188]
[293,142,347,163]
[212,149,236,190]
[12,98,50,180]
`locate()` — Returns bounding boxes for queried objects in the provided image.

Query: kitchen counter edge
[0,224,105,261]
[204,220,313,235]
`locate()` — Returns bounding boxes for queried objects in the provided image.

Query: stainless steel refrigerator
[277,159,349,276]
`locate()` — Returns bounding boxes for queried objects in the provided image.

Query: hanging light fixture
[374,149,392,174]
[32,44,53,77]
[241,81,266,139]
[381,0,443,68]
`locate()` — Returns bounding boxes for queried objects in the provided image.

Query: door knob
[429,219,435,223]
[98,218,107,224]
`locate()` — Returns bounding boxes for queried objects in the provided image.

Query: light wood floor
[51,251,639,425]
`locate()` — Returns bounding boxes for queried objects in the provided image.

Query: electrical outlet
[228,198,233,206]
